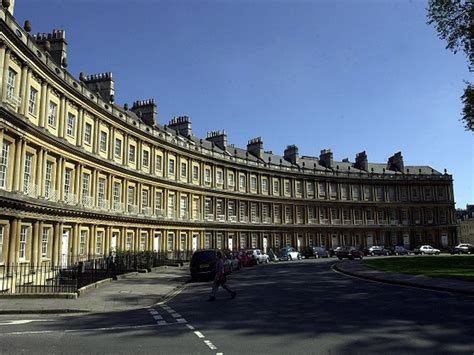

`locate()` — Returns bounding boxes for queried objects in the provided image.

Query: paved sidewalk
[334,260,474,295]
[0,266,190,314]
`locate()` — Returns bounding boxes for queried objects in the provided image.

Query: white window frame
[67,113,75,136]
[84,122,92,145]
[28,87,38,116]
[48,101,57,127]
[0,142,9,189]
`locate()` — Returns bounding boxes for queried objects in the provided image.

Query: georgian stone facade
[0,1,457,270]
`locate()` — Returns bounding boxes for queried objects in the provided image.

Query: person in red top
[208,251,236,301]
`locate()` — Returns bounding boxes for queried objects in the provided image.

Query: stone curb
[333,262,474,296]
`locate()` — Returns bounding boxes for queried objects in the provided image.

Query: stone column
[19,65,28,115]
[93,117,100,154]
[0,44,6,99]
[1,48,11,101]
[76,108,84,147]
[72,223,79,262]
[32,221,40,266]
[18,139,27,193]
[53,222,62,266]
[39,81,47,127]
[108,126,115,160]
[56,157,63,201]
[58,96,66,138]
[12,137,23,192]
[8,218,20,265]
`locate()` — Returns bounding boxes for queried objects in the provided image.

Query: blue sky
[15,0,473,207]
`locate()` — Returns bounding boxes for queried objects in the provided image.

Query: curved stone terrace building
[0,1,456,269]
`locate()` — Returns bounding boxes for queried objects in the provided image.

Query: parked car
[450,243,474,255]
[278,247,301,261]
[246,249,269,264]
[413,245,441,255]
[267,248,280,262]
[391,245,411,255]
[190,249,231,281]
[237,250,256,267]
[336,246,364,260]
[302,246,329,259]
[365,246,391,256]
[224,251,242,271]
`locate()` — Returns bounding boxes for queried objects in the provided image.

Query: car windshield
[191,251,216,263]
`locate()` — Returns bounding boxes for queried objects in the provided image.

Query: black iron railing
[0,250,192,294]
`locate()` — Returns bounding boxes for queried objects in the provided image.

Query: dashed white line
[204,340,217,350]
[186,324,195,330]
[194,331,205,338]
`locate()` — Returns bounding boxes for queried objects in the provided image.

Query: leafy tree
[427,0,473,131]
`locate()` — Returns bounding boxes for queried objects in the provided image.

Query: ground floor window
[216,233,223,249]
[180,233,186,251]
[140,234,147,251]
[205,233,211,249]
[19,226,29,261]
[167,233,174,251]
[42,227,50,258]
[0,225,4,263]
[79,230,87,255]
[96,231,104,255]
[126,232,133,251]
[239,233,246,249]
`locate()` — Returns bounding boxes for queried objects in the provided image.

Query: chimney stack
[82,72,115,102]
[168,116,192,137]
[387,151,404,173]
[247,137,264,159]
[284,144,299,164]
[131,99,157,126]
[354,151,369,171]
[206,130,227,150]
[319,149,333,169]
[34,29,67,67]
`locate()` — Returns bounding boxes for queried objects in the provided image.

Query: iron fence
[0,250,193,295]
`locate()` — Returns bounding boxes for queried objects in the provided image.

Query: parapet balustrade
[64,192,78,205]
[5,92,22,111]
[23,182,39,198]
[45,188,59,202]
[98,199,109,210]
[127,204,139,214]
[82,195,94,208]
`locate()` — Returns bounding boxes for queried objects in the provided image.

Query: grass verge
[362,256,474,282]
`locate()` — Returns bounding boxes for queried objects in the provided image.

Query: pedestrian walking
[208,251,236,301]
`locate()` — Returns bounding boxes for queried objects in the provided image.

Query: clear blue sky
[15,0,473,208]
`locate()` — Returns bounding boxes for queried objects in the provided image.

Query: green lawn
[362,256,474,282]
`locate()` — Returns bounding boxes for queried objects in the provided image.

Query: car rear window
[192,251,216,263]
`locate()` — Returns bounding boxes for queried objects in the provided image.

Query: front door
[441,234,448,248]
[111,232,118,257]
[403,234,410,248]
[61,230,70,268]
[154,232,161,252]
[192,234,199,251]
[227,235,233,251]
[297,235,303,251]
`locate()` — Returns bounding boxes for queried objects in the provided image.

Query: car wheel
[315,254,319,259]
[371,252,375,256]
[298,255,302,260]
[395,252,399,256]
[338,257,342,260]
[359,255,363,260]
[422,252,425,255]
[288,255,293,261]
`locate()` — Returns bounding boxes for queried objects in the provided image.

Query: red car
[237,250,256,267]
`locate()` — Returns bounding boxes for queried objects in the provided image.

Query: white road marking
[186,324,195,330]
[153,315,164,320]
[0,319,54,325]
[176,318,186,323]
[0,322,188,336]
[204,340,217,350]
[157,321,167,326]
[216,353,223,355]
[170,313,182,318]
[149,310,159,315]
[194,331,205,338]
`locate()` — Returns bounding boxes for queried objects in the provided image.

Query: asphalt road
[1,258,474,354]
